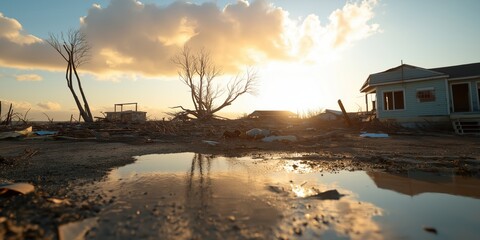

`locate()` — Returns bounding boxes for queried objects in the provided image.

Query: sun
[254,61,335,114]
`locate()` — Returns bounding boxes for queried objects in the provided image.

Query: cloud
[0,13,41,44]
[328,0,379,48]
[79,0,294,75]
[0,13,62,71]
[37,101,62,111]
[15,74,43,81]
[1,99,62,112]
[0,0,380,77]
[0,99,32,112]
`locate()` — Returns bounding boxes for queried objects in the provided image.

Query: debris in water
[308,189,343,200]
[267,185,286,194]
[423,226,438,234]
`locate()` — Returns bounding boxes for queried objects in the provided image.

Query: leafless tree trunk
[46,29,93,122]
[171,45,257,120]
[1,103,13,125]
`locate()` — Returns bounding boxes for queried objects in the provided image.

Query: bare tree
[46,29,94,122]
[12,108,31,124]
[0,102,14,125]
[171,46,258,120]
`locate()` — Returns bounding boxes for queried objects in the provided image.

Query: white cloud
[15,74,43,81]
[327,0,379,48]
[0,13,61,71]
[37,101,62,111]
[0,13,41,44]
[0,0,380,78]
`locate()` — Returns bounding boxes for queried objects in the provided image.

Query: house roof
[248,110,297,118]
[360,64,446,93]
[430,62,480,79]
[360,62,480,93]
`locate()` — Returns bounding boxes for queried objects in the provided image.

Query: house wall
[376,78,449,122]
[474,78,480,111]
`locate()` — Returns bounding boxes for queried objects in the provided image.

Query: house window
[416,88,435,102]
[383,90,404,110]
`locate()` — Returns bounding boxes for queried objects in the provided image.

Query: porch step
[451,119,480,135]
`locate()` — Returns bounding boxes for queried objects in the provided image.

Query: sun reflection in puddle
[283,160,317,174]
[83,152,480,240]
[277,179,384,240]
[290,181,317,197]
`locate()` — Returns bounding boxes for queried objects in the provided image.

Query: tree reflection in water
[182,153,281,239]
[185,153,213,218]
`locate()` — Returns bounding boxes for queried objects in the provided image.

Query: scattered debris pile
[0,112,443,147]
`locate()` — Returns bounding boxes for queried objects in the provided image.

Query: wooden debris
[0,183,35,195]
[337,99,352,127]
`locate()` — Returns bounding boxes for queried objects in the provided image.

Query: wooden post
[337,99,352,127]
[7,103,13,125]
[365,94,369,112]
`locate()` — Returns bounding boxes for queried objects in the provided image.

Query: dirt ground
[1,119,480,239]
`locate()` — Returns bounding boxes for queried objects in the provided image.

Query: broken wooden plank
[337,99,352,127]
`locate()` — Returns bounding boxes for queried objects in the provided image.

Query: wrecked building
[248,110,298,122]
[105,103,147,123]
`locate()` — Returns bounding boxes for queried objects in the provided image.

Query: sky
[1,0,479,121]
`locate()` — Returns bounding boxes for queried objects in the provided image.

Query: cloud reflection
[88,153,384,239]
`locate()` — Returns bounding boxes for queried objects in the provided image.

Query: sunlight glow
[255,61,337,114]
[291,182,317,198]
[157,17,198,46]
[100,48,134,67]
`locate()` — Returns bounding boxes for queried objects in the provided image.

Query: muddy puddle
[83,153,480,239]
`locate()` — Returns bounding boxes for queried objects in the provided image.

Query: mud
[1,120,480,239]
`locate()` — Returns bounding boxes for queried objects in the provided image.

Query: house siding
[468,78,480,111]
[376,78,449,120]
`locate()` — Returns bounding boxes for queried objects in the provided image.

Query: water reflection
[185,154,212,212]
[85,153,480,240]
[181,154,282,238]
[367,171,480,199]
